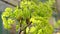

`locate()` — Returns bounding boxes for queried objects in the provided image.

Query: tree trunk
[55,0,60,20]
[10,23,16,34]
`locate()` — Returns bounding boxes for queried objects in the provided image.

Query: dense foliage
[1,0,55,34]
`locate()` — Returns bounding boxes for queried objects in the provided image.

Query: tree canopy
[1,0,55,34]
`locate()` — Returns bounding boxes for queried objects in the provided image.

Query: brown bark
[55,0,60,20]
[10,23,16,34]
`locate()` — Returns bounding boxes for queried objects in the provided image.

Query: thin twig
[0,0,16,7]
[21,22,32,32]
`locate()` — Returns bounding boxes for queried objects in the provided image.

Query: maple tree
[1,0,55,34]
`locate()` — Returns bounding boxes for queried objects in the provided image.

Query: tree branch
[0,0,16,7]
[19,21,32,34]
